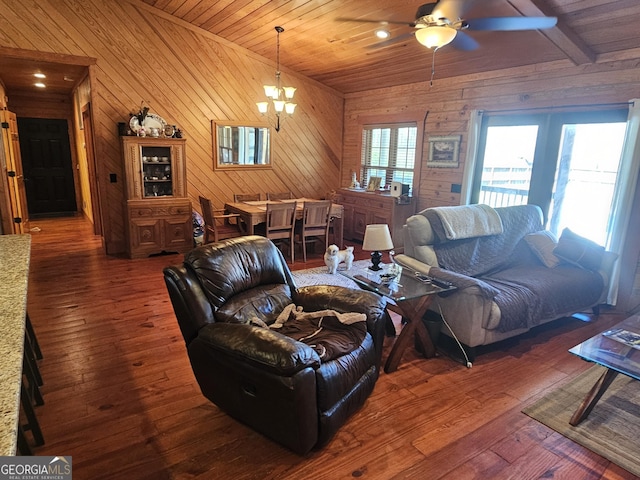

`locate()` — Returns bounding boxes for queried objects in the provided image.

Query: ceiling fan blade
[450,30,479,51]
[365,31,416,49]
[432,0,477,21]
[467,16,557,31]
[335,17,413,27]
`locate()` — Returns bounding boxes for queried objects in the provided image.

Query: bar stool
[20,379,45,451]
[18,313,45,454]
[22,314,44,406]
[25,314,43,360]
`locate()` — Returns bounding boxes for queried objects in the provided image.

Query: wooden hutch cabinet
[334,188,415,247]
[122,136,192,259]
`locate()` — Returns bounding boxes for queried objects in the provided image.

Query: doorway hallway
[0,48,101,237]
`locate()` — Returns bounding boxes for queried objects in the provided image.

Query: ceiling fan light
[415,26,457,49]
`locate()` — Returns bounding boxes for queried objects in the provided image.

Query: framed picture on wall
[427,135,461,168]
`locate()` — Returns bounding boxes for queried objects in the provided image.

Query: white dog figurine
[324,245,354,274]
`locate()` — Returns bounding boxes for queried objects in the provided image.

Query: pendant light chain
[256,25,296,132]
[275,25,283,96]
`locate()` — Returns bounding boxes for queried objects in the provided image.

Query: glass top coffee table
[568,315,640,425]
[341,263,455,373]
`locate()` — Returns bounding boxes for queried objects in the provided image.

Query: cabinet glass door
[141,146,173,197]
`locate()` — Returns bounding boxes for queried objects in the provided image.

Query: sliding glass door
[471,109,628,245]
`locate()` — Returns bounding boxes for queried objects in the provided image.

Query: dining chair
[267,191,293,201]
[233,193,261,202]
[297,200,332,262]
[199,196,244,243]
[265,201,297,262]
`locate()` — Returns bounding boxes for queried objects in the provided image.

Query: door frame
[0,47,101,237]
[82,102,102,235]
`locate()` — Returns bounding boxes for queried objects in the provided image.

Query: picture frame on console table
[366,176,382,191]
[427,135,461,168]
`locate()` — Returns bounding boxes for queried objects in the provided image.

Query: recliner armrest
[194,322,321,376]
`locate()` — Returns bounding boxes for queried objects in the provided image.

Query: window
[471,110,628,245]
[361,123,417,192]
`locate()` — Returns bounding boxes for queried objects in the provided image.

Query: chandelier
[256,26,296,133]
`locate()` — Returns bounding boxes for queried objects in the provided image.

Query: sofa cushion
[485,264,604,333]
[553,228,605,271]
[184,236,292,308]
[525,230,560,268]
[433,205,543,277]
[216,284,293,324]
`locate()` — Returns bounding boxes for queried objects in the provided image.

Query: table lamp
[362,224,394,271]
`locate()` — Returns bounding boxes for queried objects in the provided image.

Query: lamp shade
[415,25,457,48]
[362,224,394,251]
[263,85,277,98]
[282,86,296,99]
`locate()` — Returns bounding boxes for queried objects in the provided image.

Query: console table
[0,234,31,455]
[333,188,414,247]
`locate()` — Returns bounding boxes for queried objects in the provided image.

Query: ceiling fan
[338,0,558,51]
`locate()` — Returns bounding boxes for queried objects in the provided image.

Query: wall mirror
[212,121,271,170]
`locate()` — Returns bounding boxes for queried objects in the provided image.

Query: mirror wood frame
[212,120,272,170]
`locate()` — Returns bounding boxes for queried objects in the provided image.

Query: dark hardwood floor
[24,215,638,479]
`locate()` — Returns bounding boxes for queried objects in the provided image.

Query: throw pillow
[525,230,560,268]
[553,228,605,271]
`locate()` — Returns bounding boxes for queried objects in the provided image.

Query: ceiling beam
[507,0,596,65]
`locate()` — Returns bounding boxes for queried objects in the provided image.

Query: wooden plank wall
[343,58,640,309]
[0,0,344,254]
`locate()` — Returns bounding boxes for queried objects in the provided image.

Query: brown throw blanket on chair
[252,304,367,361]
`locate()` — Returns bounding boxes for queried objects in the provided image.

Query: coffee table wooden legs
[384,295,436,374]
[570,367,619,426]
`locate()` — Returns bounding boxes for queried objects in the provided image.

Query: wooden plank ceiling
[2,0,639,96]
[139,0,640,94]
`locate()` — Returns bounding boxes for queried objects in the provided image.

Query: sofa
[394,204,616,354]
[163,235,389,454]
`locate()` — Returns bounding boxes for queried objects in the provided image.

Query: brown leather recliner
[163,235,389,455]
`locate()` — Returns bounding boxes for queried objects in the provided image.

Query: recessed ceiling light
[34,82,46,88]
[375,29,390,39]
[63,76,74,82]
[34,72,46,79]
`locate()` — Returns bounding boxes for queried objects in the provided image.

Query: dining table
[224,197,344,248]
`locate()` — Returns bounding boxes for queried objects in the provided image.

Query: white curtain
[460,110,483,205]
[605,98,640,305]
